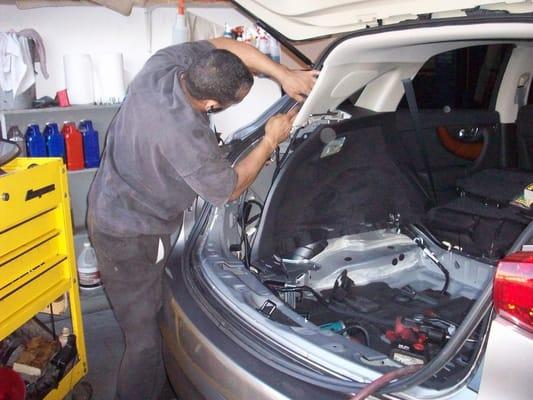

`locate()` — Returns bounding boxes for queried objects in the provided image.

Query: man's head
[182,49,254,113]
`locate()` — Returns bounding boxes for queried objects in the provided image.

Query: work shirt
[88,40,236,237]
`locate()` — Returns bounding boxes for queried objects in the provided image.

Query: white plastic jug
[77,242,101,290]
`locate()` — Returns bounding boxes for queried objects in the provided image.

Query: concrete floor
[80,289,123,400]
[63,287,123,400]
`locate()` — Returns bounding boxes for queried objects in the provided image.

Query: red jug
[61,122,85,170]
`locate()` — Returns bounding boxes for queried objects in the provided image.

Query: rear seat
[390,106,533,259]
[424,169,533,259]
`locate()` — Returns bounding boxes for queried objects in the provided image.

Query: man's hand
[264,108,298,150]
[229,108,298,201]
[209,38,319,103]
[279,69,319,102]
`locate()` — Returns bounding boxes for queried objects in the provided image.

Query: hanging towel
[0,32,28,95]
[16,36,36,95]
[18,29,49,79]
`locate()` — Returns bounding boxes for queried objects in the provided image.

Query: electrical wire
[349,364,423,400]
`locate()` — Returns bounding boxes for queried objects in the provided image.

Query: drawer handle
[25,184,56,201]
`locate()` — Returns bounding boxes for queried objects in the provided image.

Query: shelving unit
[1,104,119,254]
[0,158,87,399]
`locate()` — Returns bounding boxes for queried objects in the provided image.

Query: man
[87,37,317,400]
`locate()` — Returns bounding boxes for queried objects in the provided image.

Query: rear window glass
[399,44,512,110]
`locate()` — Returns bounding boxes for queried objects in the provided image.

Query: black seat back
[516,105,533,170]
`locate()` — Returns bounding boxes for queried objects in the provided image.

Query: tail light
[493,252,533,334]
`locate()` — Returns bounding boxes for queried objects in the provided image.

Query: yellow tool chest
[0,157,87,399]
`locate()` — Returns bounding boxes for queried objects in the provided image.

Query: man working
[87,37,317,400]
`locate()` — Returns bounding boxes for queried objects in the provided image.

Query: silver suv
[161,2,533,399]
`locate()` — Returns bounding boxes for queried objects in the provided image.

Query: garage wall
[0,4,284,137]
[0,4,252,98]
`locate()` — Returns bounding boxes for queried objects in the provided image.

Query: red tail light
[494,252,533,334]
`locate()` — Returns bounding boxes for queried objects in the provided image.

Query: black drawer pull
[26,184,56,201]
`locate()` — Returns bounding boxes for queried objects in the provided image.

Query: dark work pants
[88,221,172,400]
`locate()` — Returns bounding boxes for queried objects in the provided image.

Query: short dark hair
[183,49,253,106]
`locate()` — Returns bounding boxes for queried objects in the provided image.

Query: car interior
[217,37,533,389]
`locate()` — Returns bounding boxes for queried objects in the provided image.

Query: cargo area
[243,106,533,387]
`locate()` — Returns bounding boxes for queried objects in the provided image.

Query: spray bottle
[171,0,188,45]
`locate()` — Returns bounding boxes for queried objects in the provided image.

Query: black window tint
[400,44,512,109]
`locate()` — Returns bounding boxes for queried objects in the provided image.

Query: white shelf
[67,167,98,175]
[1,104,120,116]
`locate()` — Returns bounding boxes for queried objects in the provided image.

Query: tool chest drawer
[0,158,63,236]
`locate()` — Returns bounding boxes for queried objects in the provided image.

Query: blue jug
[25,124,46,157]
[79,120,100,168]
[44,123,66,160]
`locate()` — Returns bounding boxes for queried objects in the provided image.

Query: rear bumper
[478,316,533,400]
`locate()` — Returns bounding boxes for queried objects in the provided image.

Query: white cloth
[0,32,35,96]
[16,36,35,95]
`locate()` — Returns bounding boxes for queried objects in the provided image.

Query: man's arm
[228,109,295,201]
[209,37,318,103]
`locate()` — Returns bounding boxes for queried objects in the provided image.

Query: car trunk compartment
[252,111,532,261]
[246,110,530,389]
[254,229,491,389]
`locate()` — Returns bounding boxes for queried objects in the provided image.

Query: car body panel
[232,0,533,40]
[161,14,533,400]
[478,316,533,400]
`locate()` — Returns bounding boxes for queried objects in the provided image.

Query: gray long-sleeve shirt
[88,40,236,237]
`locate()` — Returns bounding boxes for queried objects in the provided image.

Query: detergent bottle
[61,122,84,170]
[79,120,100,168]
[77,242,101,290]
[44,123,66,160]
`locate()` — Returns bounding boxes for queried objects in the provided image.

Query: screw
[1,193,9,201]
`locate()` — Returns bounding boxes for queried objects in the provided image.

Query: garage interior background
[0,1,324,138]
[0,3,306,398]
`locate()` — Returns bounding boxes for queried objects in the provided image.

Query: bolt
[1,193,9,201]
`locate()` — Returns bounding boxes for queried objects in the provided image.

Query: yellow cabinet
[0,158,87,399]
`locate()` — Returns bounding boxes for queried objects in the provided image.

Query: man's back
[88,41,235,237]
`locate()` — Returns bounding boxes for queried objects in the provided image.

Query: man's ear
[204,100,221,113]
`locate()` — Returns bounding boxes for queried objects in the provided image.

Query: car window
[399,44,513,110]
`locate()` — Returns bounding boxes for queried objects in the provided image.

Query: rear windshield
[399,44,513,109]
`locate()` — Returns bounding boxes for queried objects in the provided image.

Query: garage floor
[71,288,123,400]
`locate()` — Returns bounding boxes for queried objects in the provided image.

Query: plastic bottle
[61,122,85,170]
[258,36,270,57]
[77,242,101,290]
[59,327,71,347]
[44,123,66,160]
[79,120,100,168]
[268,35,281,63]
[171,0,188,45]
[223,23,233,39]
[25,124,46,157]
[7,126,27,157]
